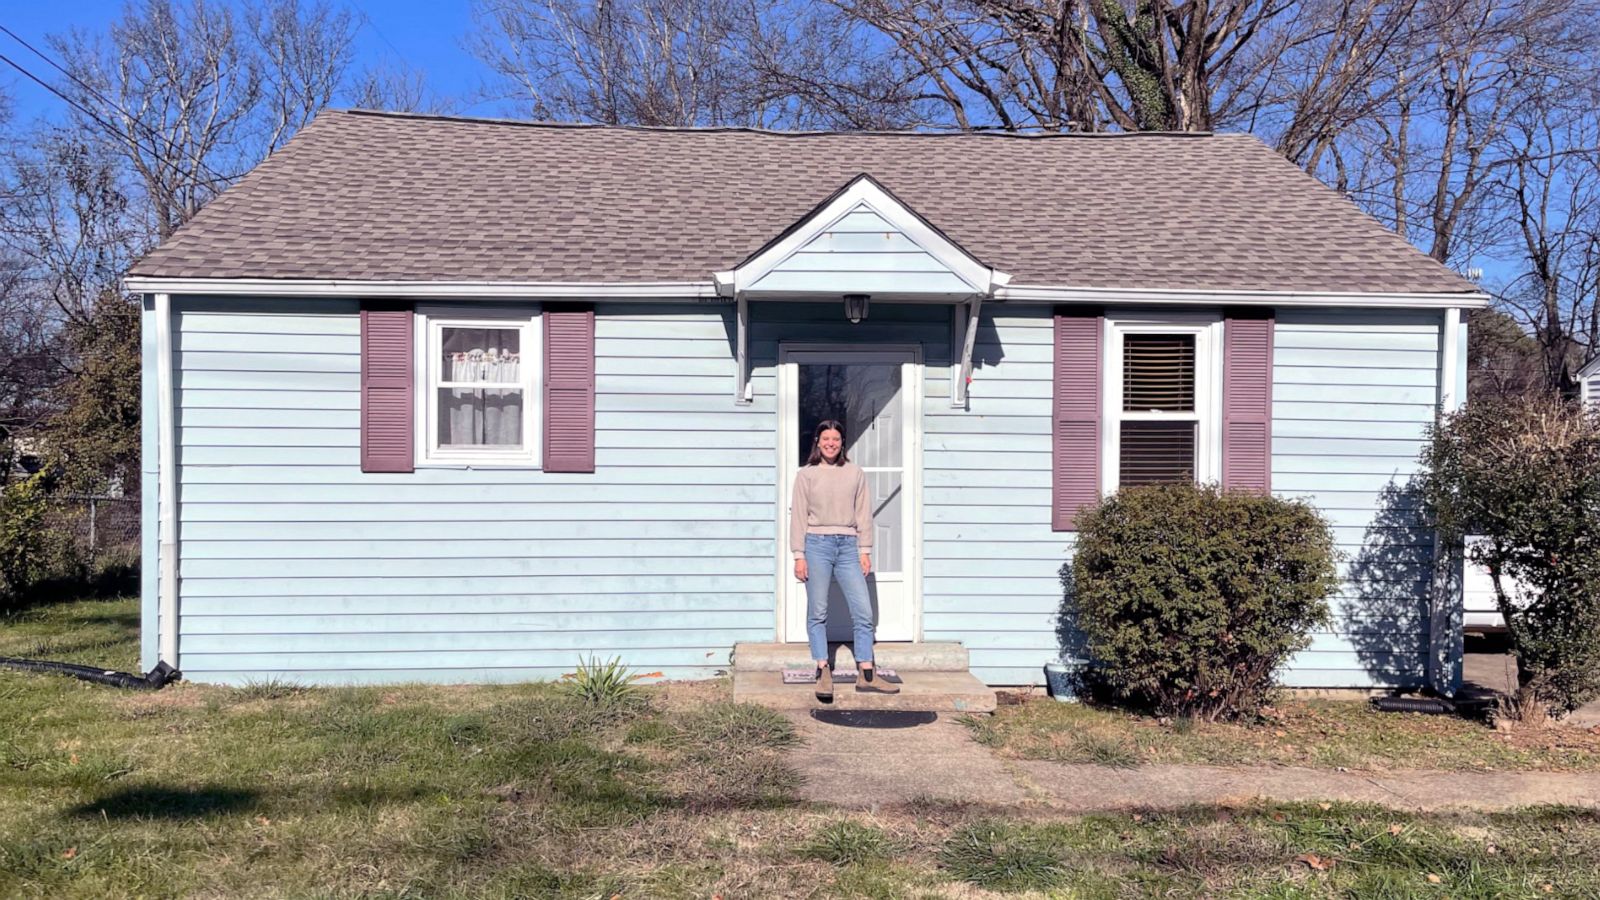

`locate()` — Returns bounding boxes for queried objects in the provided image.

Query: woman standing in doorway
[792,419,899,703]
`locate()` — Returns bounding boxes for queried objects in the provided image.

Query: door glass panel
[797,362,903,575]
[797,364,901,464]
[868,471,903,574]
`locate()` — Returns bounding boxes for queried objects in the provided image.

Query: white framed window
[1102,313,1223,493]
[414,307,542,467]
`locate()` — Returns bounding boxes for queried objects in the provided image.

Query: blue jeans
[803,533,875,665]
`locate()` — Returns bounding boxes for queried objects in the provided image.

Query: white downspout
[155,292,180,668]
[1427,306,1464,696]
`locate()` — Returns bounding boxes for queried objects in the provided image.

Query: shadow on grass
[68,785,260,820]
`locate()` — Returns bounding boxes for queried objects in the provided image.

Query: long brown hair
[804,419,849,467]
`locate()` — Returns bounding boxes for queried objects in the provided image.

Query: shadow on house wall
[1345,481,1435,689]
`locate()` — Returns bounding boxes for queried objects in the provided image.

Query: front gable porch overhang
[713,173,1011,303]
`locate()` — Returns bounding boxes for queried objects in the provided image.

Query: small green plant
[940,822,1066,892]
[804,821,892,865]
[674,702,798,750]
[1068,734,1139,769]
[1070,482,1339,721]
[231,677,305,701]
[561,655,654,707]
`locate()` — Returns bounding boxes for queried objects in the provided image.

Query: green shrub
[1069,482,1339,721]
[0,475,76,611]
[1420,397,1600,718]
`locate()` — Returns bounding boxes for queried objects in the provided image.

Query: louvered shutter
[544,306,595,473]
[1222,310,1274,492]
[1053,307,1104,531]
[360,303,414,473]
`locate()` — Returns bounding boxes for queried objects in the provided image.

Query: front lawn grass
[966,694,1600,772]
[6,598,1600,897]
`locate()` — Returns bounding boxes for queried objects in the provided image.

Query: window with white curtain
[1102,315,1222,492]
[417,311,541,466]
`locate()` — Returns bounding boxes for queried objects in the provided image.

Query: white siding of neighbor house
[151,298,1447,689]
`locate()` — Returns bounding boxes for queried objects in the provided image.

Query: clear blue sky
[1,0,495,123]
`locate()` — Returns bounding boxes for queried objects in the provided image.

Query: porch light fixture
[844,293,870,324]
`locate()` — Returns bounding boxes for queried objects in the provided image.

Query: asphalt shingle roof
[130,109,1478,294]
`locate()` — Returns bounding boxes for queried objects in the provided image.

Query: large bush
[1421,397,1600,718]
[1069,482,1339,721]
[0,474,76,611]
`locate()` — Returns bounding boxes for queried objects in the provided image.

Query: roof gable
[725,174,1003,297]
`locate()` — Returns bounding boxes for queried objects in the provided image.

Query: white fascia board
[1579,355,1600,379]
[731,177,1005,295]
[123,276,725,301]
[995,284,1490,309]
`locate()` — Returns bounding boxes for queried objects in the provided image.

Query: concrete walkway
[787,710,1600,813]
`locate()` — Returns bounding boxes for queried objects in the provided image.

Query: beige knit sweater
[789,462,874,559]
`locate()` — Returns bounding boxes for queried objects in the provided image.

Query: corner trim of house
[153,292,180,670]
[1428,307,1467,697]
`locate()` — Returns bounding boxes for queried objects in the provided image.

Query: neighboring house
[1464,356,1599,632]
[126,110,1486,690]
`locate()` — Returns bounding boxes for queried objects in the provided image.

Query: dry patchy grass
[965,696,1600,772]
[7,598,1600,897]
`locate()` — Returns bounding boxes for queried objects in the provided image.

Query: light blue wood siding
[151,296,1444,689]
[750,205,975,294]
[168,299,774,685]
[918,306,1445,688]
[922,307,1066,685]
[1271,309,1443,688]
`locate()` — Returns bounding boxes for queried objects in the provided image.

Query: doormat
[781,668,900,684]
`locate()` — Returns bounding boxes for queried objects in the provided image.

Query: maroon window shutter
[544,306,595,473]
[360,302,414,473]
[1053,307,1104,531]
[1222,309,1275,492]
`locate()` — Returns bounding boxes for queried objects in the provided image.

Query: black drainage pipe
[1371,695,1456,715]
[0,658,179,690]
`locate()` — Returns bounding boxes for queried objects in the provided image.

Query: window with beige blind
[1102,316,1222,492]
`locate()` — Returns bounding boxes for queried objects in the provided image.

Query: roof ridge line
[340,108,1218,139]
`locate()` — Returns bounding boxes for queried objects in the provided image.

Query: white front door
[779,345,921,644]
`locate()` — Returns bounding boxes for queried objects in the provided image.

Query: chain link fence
[46,494,140,563]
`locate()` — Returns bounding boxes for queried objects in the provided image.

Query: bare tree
[0,129,142,325]
[349,61,456,115]
[1491,94,1600,393]
[468,0,924,127]
[49,0,364,239]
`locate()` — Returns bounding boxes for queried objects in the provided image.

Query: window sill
[413,458,543,470]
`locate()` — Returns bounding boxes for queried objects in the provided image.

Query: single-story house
[126,110,1486,691]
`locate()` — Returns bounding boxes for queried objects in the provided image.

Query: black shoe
[815,666,834,704]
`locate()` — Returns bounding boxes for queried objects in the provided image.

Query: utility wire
[0,26,238,191]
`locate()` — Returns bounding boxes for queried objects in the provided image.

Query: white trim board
[130,275,1487,310]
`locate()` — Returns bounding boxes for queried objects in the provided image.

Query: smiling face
[817,428,843,463]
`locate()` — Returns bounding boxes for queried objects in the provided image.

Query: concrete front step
[731,641,970,673]
[733,670,997,713]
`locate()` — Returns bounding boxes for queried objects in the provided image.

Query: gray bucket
[1043,658,1089,702]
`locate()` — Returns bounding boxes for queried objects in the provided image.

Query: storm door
[779,346,920,644]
